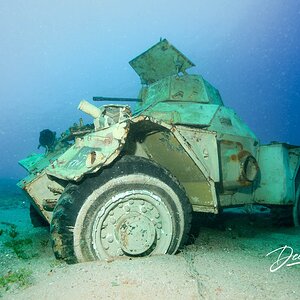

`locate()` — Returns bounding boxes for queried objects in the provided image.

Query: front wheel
[51,156,192,263]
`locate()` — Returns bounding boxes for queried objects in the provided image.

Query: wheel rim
[92,190,173,259]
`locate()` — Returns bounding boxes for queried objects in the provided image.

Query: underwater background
[0,2,300,298]
[0,0,299,181]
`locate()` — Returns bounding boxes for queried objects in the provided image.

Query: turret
[129,39,223,112]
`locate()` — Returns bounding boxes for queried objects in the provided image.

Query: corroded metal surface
[46,120,130,181]
[23,172,65,222]
[129,39,194,85]
[91,190,173,258]
[18,39,300,227]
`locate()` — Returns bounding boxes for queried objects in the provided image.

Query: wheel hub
[92,190,173,259]
[117,213,156,255]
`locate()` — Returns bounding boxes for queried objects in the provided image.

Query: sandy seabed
[0,181,300,300]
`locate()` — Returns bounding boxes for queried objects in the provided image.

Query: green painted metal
[134,74,223,115]
[18,39,300,224]
[254,143,300,205]
[141,102,219,126]
[129,39,194,85]
[46,120,130,181]
[209,106,257,139]
[17,145,69,188]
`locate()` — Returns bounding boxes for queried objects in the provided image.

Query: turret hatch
[129,39,195,85]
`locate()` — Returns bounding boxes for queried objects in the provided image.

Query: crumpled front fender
[46,120,130,181]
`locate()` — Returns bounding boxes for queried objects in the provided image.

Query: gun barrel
[93,97,141,102]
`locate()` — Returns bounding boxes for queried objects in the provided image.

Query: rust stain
[103,136,113,145]
[222,140,244,151]
[120,223,129,248]
[230,154,237,161]
[221,140,235,146]
[237,177,252,187]
[170,126,176,133]
[237,150,251,160]
[57,160,66,165]
[171,91,184,99]
[90,151,96,165]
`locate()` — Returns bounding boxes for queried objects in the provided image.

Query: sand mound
[1,188,300,299]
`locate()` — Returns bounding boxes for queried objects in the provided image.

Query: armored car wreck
[18,39,300,263]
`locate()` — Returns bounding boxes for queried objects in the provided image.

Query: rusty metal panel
[202,78,223,105]
[23,172,64,222]
[170,75,210,103]
[142,102,219,126]
[18,146,69,175]
[46,121,130,181]
[141,130,206,181]
[175,126,219,182]
[209,106,257,140]
[218,188,254,207]
[134,74,223,114]
[17,39,300,226]
[219,139,259,190]
[129,39,194,85]
[135,77,171,111]
[184,181,215,208]
[18,153,44,173]
[140,130,216,211]
[130,118,218,213]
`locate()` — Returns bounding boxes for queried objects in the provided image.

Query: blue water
[0,0,299,179]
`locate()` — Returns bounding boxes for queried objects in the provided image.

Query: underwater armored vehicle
[18,39,300,263]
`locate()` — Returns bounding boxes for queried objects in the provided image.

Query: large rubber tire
[50,156,192,263]
[293,185,300,227]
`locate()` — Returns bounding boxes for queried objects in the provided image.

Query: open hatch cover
[129,39,195,85]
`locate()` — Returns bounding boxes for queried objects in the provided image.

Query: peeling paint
[18,39,300,223]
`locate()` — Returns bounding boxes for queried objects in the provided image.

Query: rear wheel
[51,156,192,263]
